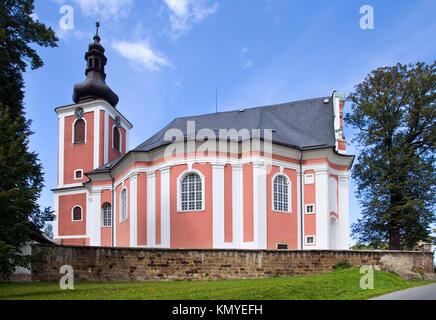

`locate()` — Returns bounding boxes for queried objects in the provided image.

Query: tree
[43,223,53,239]
[0,0,57,276]
[346,61,436,250]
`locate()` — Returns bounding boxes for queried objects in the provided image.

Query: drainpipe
[109,171,115,248]
[300,151,304,250]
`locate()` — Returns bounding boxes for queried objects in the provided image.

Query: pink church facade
[53,26,354,250]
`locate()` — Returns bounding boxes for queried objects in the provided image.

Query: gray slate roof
[135,96,335,151]
[89,96,336,174]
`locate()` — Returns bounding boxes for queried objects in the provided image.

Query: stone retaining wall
[31,244,434,282]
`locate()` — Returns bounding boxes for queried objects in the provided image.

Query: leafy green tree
[346,62,436,250]
[0,0,57,276]
[43,223,53,239]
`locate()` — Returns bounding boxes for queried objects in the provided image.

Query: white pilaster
[212,163,226,248]
[58,115,65,187]
[297,167,302,250]
[160,167,171,248]
[88,191,101,247]
[338,174,350,249]
[125,124,130,152]
[232,164,244,248]
[315,167,329,249]
[129,174,138,247]
[53,194,59,240]
[104,111,109,164]
[93,108,100,169]
[253,162,267,249]
[113,186,117,247]
[147,171,156,247]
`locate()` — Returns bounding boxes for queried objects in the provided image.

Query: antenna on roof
[216,86,218,113]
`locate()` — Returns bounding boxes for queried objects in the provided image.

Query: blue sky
[25,0,436,240]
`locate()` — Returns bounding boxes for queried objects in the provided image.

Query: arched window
[102,203,112,227]
[120,189,127,222]
[113,127,120,152]
[72,206,82,221]
[273,175,290,212]
[181,173,203,211]
[74,119,85,144]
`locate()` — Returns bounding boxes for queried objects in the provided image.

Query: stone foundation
[31,244,434,282]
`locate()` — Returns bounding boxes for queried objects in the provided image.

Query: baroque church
[53,23,354,250]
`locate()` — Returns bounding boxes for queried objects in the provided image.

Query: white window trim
[305,204,316,215]
[72,117,87,145]
[101,203,112,228]
[304,173,315,185]
[276,243,289,250]
[71,205,83,222]
[271,173,292,213]
[74,169,84,180]
[305,235,316,246]
[177,169,205,212]
[112,125,123,154]
[119,187,128,223]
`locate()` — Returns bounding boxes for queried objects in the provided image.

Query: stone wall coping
[31,243,433,256]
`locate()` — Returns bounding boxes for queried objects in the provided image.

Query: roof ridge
[172,96,331,121]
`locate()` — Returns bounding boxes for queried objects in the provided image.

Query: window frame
[276,243,289,250]
[112,125,123,154]
[305,235,316,246]
[72,118,87,145]
[120,187,128,223]
[74,169,84,180]
[177,169,205,212]
[305,204,316,215]
[71,205,83,222]
[304,173,315,185]
[272,173,292,213]
[102,203,112,227]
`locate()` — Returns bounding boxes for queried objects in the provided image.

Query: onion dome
[73,22,119,107]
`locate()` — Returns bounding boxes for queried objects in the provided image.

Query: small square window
[75,170,83,179]
[305,174,315,185]
[305,236,315,245]
[305,204,315,214]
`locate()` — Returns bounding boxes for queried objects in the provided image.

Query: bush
[413,268,425,275]
[333,260,351,270]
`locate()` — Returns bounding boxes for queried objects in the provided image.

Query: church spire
[73,21,119,107]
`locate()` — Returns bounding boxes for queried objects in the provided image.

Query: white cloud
[55,28,89,41]
[54,0,134,21]
[243,59,253,70]
[163,0,218,38]
[30,12,39,21]
[112,40,171,71]
[240,48,253,69]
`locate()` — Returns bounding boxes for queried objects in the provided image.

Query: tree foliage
[0,0,57,276]
[346,61,436,250]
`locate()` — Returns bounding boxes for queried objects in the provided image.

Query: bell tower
[53,22,132,245]
[55,21,132,188]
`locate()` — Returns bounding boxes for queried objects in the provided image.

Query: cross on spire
[94,19,101,43]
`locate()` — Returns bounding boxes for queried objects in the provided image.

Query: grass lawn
[0,268,433,300]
